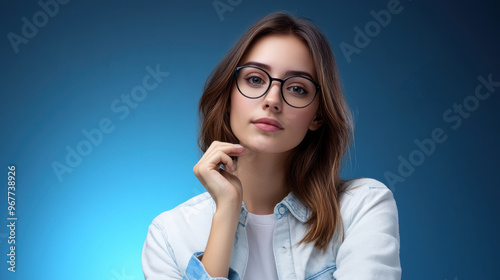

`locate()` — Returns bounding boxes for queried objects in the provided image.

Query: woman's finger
[204,142,247,158]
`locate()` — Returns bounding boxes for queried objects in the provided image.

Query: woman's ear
[309,114,323,131]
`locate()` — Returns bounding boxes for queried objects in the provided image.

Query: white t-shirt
[243,212,279,280]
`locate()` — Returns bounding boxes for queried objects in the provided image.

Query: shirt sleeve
[142,221,183,279]
[184,252,240,280]
[333,182,402,280]
[141,220,240,280]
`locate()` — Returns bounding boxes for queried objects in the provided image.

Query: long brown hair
[198,11,356,250]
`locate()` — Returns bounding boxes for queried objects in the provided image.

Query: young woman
[142,12,401,280]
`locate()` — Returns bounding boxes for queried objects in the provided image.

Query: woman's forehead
[240,34,317,80]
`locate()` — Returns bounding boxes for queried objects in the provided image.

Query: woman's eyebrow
[242,61,315,80]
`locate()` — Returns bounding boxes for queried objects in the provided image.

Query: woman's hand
[193,141,247,209]
[193,141,247,278]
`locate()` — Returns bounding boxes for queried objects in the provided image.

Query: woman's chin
[238,141,294,156]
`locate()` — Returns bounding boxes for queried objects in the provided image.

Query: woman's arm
[333,180,401,279]
[142,220,183,279]
[142,142,245,279]
[200,200,241,277]
[193,141,247,278]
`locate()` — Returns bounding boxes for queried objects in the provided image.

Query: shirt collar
[238,192,311,225]
[279,192,311,223]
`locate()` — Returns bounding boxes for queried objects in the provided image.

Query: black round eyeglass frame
[234,65,321,109]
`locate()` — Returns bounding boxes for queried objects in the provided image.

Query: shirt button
[278,206,286,215]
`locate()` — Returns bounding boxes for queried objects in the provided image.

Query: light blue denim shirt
[142,178,401,279]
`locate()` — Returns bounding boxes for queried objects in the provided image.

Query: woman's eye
[288,86,308,95]
[246,76,264,85]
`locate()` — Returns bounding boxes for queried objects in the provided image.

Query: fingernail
[234,144,244,149]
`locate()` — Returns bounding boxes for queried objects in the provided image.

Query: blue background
[1,0,499,279]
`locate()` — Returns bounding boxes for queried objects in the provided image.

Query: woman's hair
[198,11,356,250]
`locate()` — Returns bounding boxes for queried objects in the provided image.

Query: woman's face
[230,34,321,154]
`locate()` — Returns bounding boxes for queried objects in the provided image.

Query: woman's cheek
[229,91,250,137]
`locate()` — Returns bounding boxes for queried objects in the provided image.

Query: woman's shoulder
[144,193,215,272]
[151,192,215,229]
[342,177,392,195]
[339,177,398,222]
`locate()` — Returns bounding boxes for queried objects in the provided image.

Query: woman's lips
[252,118,283,132]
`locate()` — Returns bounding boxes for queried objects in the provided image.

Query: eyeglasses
[234,65,320,108]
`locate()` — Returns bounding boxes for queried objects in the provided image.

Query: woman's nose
[262,81,282,112]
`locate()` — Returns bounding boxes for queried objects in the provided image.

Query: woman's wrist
[214,201,242,227]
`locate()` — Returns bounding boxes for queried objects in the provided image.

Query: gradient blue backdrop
[1,0,499,279]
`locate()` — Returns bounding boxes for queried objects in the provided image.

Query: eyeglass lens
[236,67,317,108]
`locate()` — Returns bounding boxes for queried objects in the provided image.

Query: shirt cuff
[184,252,240,280]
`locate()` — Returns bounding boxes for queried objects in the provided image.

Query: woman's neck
[234,150,292,215]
